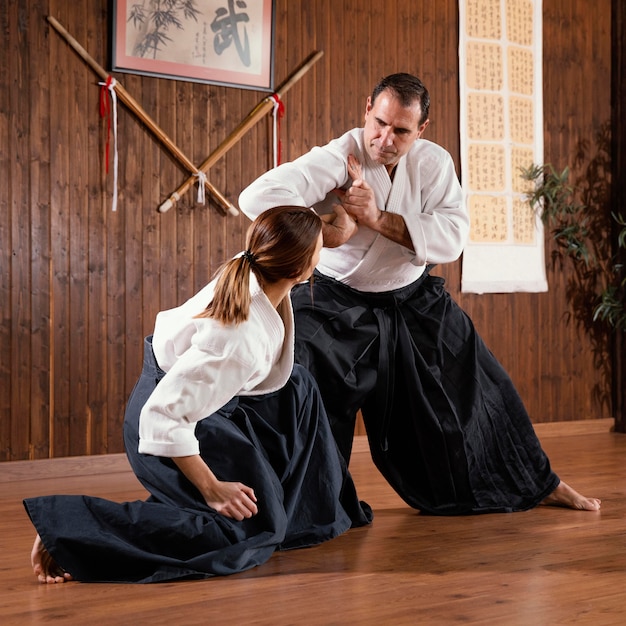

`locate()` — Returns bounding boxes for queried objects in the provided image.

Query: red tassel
[271,93,285,166]
[99,76,113,173]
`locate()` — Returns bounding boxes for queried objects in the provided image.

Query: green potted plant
[521,162,625,331]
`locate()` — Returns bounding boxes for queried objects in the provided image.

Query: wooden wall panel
[28,0,51,460]
[0,0,10,459]
[7,0,33,460]
[0,0,615,461]
[454,0,613,424]
[612,0,626,432]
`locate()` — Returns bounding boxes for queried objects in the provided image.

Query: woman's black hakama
[23,338,372,583]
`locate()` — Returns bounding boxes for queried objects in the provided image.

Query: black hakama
[291,271,560,515]
[23,338,372,583]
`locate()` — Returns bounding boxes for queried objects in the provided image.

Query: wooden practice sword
[46,15,237,216]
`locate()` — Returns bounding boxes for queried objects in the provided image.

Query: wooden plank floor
[1,418,625,626]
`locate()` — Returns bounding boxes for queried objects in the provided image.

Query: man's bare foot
[540,481,601,511]
[31,534,73,584]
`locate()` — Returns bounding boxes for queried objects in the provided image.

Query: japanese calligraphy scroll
[459,0,547,293]
[112,0,275,91]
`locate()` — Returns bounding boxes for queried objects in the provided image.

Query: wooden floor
[1,418,625,626]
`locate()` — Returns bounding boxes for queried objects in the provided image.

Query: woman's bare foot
[31,534,73,584]
[541,481,601,511]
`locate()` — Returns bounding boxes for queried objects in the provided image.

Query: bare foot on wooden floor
[541,481,601,511]
[31,534,73,584]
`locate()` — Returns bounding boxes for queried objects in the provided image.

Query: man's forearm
[365,210,414,251]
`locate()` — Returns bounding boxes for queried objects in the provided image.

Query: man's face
[363,89,430,171]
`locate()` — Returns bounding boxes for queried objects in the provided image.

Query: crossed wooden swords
[47,15,323,216]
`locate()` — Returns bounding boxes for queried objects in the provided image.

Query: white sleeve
[405,152,469,266]
[138,339,255,458]
[238,143,352,220]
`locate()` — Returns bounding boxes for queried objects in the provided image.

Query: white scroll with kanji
[459,0,547,293]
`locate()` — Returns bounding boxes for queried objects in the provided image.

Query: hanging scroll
[459,0,547,293]
[112,0,275,91]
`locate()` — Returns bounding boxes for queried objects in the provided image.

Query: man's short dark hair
[371,73,430,125]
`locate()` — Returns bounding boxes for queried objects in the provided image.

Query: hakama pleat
[291,272,559,515]
[24,338,371,583]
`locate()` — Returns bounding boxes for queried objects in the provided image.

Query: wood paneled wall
[612,0,626,433]
[0,0,614,461]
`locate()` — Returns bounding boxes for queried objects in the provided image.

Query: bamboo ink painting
[112,0,275,90]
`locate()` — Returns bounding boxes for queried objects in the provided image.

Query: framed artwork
[112,0,275,91]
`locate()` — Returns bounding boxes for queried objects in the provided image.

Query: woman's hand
[172,454,258,521]
[204,480,258,520]
[320,203,358,247]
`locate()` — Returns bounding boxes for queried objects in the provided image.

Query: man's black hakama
[291,272,560,515]
[23,338,372,583]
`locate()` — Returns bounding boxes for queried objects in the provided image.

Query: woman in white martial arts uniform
[25,205,372,584]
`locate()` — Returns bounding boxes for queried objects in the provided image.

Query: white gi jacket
[138,271,294,458]
[239,128,469,292]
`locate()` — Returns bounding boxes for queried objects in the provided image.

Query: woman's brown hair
[196,206,321,325]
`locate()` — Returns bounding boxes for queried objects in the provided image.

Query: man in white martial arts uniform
[238,73,601,515]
